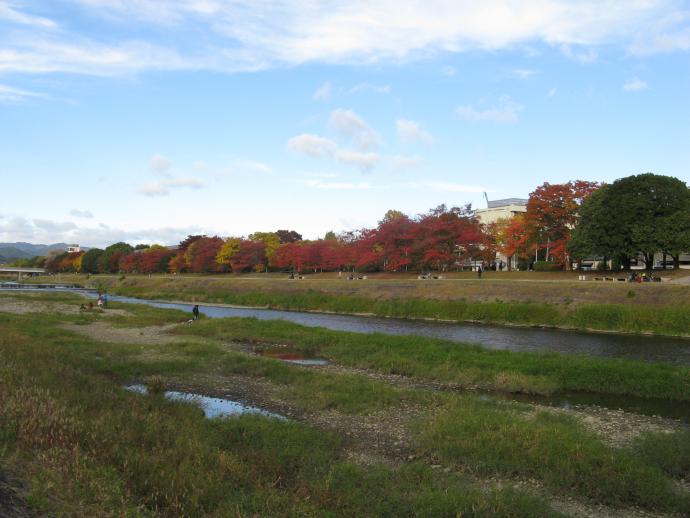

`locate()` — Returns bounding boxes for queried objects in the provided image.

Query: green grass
[631,429,690,479]
[109,283,690,336]
[177,317,690,400]
[0,312,559,517]
[417,397,690,513]
[3,296,690,514]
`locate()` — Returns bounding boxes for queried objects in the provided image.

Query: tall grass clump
[631,429,690,479]
[418,397,689,513]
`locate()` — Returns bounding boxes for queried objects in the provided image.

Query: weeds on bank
[110,281,690,336]
[0,314,559,516]
[631,429,690,479]
[177,317,690,401]
[417,397,690,513]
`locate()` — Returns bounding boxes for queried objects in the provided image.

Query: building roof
[486,198,528,209]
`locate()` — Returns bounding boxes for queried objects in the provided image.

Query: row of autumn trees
[40,173,690,274]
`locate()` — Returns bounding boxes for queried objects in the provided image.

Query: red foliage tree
[229,240,267,272]
[525,181,600,266]
[186,236,224,273]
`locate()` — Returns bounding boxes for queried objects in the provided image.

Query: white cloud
[329,109,380,150]
[623,77,649,91]
[513,68,537,79]
[396,119,433,145]
[303,172,338,178]
[0,212,209,247]
[69,209,94,219]
[349,82,391,94]
[287,134,337,157]
[32,219,77,233]
[456,96,524,124]
[334,150,380,171]
[0,2,57,28]
[234,160,272,173]
[312,81,332,101]
[302,179,371,190]
[0,83,43,103]
[391,155,421,170]
[138,177,204,196]
[0,1,687,78]
[150,154,172,174]
[560,44,598,63]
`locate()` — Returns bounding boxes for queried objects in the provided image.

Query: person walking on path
[192,305,200,321]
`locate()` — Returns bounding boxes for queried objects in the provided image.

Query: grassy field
[1,291,690,516]
[25,272,690,336]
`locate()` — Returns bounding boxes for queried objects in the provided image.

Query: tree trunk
[672,253,680,270]
[644,252,654,271]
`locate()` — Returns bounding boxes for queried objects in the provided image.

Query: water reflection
[124,384,285,420]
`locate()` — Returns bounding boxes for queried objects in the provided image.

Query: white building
[67,244,81,253]
[475,198,527,225]
[475,198,528,270]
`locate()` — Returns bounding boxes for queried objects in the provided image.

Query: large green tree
[570,173,690,270]
[80,248,104,274]
[97,242,134,273]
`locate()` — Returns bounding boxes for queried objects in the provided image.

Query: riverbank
[61,274,690,337]
[1,291,689,516]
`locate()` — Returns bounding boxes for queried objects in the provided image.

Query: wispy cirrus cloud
[2,1,687,77]
[456,96,524,124]
[349,82,391,94]
[396,119,433,145]
[0,2,56,28]
[312,81,332,101]
[138,177,204,196]
[287,134,338,157]
[302,179,371,190]
[0,83,44,103]
[233,160,272,174]
[623,77,648,91]
[391,155,422,170]
[334,149,379,171]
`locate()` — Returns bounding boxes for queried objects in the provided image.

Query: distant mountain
[0,242,73,262]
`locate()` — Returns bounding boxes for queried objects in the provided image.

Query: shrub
[532,261,562,272]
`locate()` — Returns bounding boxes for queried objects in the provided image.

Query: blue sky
[1,0,689,247]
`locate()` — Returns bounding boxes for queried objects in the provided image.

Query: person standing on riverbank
[192,305,200,320]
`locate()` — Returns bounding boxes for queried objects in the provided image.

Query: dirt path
[60,321,182,345]
[0,294,129,317]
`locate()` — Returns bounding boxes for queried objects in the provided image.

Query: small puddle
[258,349,330,366]
[124,384,285,420]
[479,390,690,423]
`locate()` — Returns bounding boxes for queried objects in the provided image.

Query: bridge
[0,266,46,280]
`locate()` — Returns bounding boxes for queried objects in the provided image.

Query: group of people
[628,272,662,283]
[79,292,109,311]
